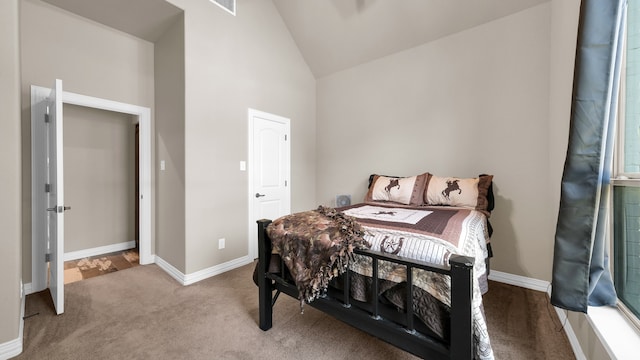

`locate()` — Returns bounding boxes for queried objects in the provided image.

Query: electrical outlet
[218,238,225,249]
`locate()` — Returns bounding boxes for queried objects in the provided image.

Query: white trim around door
[61,90,153,265]
[31,85,153,295]
[247,108,291,260]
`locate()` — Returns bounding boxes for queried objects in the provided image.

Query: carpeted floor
[16,262,574,360]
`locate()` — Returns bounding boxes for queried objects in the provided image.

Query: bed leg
[449,255,474,359]
[257,219,274,331]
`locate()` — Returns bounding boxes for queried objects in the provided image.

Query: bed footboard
[256,219,474,359]
[257,219,274,331]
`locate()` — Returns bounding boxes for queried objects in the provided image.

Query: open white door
[46,79,65,315]
[32,83,153,301]
[248,109,291,259]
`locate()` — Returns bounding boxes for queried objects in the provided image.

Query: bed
[255,173,495,359]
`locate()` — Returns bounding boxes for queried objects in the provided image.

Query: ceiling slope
[42,0,182,42]
[273,0,550,78]
[41,0,549,78]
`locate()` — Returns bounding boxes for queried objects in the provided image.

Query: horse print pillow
[365,174,428,205]
[425,175,481,209]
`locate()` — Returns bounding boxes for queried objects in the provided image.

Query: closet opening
[62,105,140,284]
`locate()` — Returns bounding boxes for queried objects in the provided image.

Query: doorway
[61,104,138,284]
[31,81,152,314]
[247,108,291,259]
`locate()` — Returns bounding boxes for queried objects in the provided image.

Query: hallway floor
[63,249,139,284]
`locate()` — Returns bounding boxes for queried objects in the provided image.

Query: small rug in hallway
[63,250,139,284]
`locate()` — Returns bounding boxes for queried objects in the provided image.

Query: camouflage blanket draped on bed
[267,206,368,307]
[266,203,494,360]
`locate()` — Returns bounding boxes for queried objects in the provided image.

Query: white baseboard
[154,255,254,286]
[23,282,33,296]
[64,240,136,261]
[183,255,254,285]
[0,336,22,360]
[0,283,25,360]
[488,270,585,360]
[488,270,550,293]
[153,256,184,284]
[559,308,587,360]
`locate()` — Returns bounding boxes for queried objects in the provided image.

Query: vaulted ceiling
[42,0,550,78]
[272,0,550,77]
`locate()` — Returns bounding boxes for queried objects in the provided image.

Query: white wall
[0,0,22,350]
[166,0,317,274]
[20,0,155,283]
[155,14,186,271]
[63,105,136,252]
[317,3,553,281]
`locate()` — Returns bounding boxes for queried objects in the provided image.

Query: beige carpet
[16,262,574,359]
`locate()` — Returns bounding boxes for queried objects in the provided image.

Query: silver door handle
[46,206,71,213]
[255,193,265,198]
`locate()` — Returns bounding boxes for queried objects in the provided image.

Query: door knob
[46,206,71,213]
[255,193,266,198]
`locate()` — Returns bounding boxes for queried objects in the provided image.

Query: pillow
[477,174,494,212]
[425,174,494,212]
[364,173,428,205]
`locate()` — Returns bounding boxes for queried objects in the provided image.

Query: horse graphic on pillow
[442,179,462,200]
[385,178,400,193]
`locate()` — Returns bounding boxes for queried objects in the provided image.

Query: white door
[46,79,65,315]
[248,109,290,259]
[32,84,153,300]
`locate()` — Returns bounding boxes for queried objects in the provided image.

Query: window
[612,0,640,329]
[612,186,640,323]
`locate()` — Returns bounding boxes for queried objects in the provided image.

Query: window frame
[608,181,640,332]
[611,22,640,331]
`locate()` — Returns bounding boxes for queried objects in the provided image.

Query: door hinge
[285,180,288,187]
[45,183,51,193]
[45,253,51,262]
[285,134,288,141]
[44,113,50,123]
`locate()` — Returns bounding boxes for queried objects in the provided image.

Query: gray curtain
[551,0,626,313]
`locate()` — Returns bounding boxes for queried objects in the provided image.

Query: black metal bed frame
[256,219,475,359]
